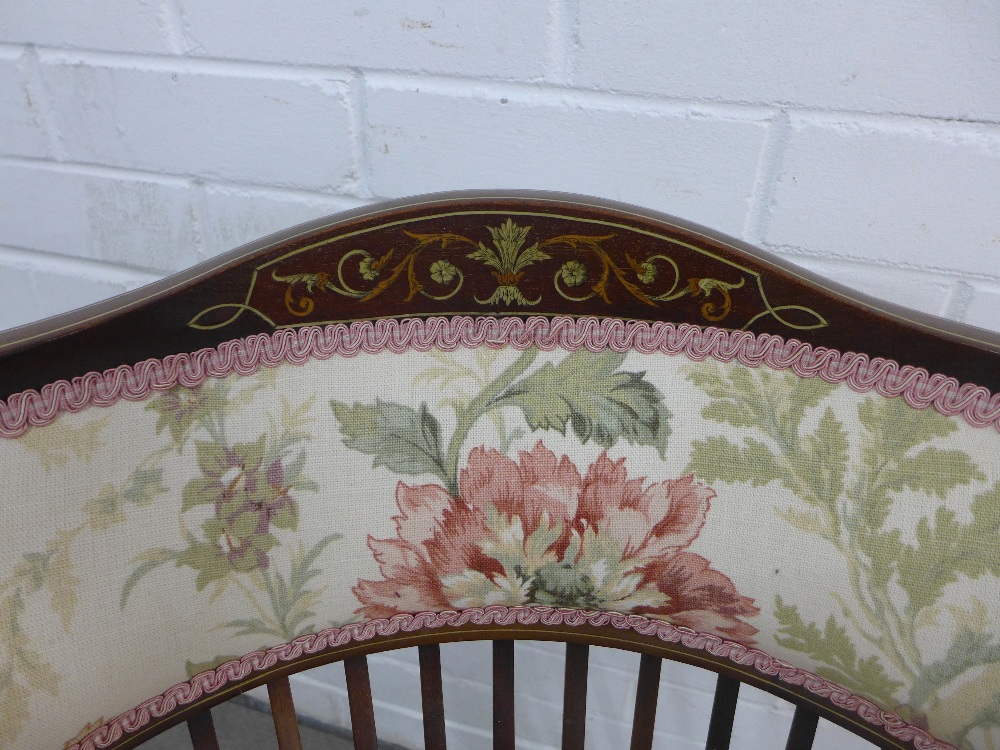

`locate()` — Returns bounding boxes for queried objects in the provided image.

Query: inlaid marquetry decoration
[189,212,827,332]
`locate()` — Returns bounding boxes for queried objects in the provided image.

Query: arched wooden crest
[1,191,998,398]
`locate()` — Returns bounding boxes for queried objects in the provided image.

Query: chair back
[2,192,999,750]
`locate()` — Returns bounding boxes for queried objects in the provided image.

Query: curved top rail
[1,190,998,399]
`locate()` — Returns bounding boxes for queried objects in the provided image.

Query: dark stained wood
[266,676,304,750]
[2,192,999,400]
[419,644,448,750]
[784,706,820,750]
[185,710,221,750]
[704,675,740,750]
[345,655,379,750]
[629,654,662,750]
[493,640,516,750]
[561,643,589,750]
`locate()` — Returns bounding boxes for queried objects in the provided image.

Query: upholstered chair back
[2,193,999,750]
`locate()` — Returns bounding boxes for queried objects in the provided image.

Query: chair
[2,191,998,750]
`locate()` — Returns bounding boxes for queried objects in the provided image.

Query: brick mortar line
[0,154,371,203]
[543,0,576,85]
[0,243,167,281]
[766,244,1000,283]
[159,0,189,56]
[16,46,1000,128]
[346,70,374,200]
[742,109,790,245]
[19,46,66,160]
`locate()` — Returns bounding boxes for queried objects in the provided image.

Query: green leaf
[897,482,1000,616]
[0,682,30,747]
[686,436,786,486]
[498,350,671,457]
[891,447,984,498]
[47,538,79,631]
[272,500,298,530]
[687,364,836,446]
[176,543,231,591]
[911,628,1000,709]
[223,617,281,639]
[181,477,216,512]
[194,440,227,475]
[774,595,902,706]
[798,408,849,508]
[121,467,168,508]
[331,399,447,480]
[120,550,176,609]
[858,397,957,455]
[231,511,259,538]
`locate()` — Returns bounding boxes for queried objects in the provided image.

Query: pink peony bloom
[354,442,758,642]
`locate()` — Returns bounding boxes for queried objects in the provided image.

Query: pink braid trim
[3,316,998,438]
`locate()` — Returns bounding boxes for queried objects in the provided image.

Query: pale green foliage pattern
[333,348,671,495]
[331,399,447,481]
[500,350,671,457]
[687,363,999,747]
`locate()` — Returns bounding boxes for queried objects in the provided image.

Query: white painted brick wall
[573,0,1000,121]
[0,49,51,158]
[1,3,998,748]
[1,1,172,55]
[178,1,552,78]
[38,57,355,189]
[365,82,771,234]
[765,115,1000,277]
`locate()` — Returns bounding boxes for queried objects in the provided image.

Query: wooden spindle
[493,640,516,750]
[186,709,221,750]
[561,643,589,750]
[784,705,819,750]
[266,676,304,750]
[419,644,448,750]
[704,675,740,750]
[628,654,662,750]
[345,656,379,750]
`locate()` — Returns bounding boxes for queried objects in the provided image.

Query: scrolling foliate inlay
[188,213,827,333]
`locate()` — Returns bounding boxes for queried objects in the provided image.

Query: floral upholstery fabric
[2,320,999,750]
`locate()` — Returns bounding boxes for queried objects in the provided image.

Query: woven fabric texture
[3,330,999,750]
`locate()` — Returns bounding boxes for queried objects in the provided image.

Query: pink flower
[354,442,758,642]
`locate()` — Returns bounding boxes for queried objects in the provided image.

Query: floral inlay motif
[189,212,826,333]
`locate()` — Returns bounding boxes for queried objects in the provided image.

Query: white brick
[785,257,953,317]
[0,248,158,332]
[366,86,769,236]
[0,164,199,271]
[965,285,1000,333]
[574,0,1000,120]
[0,262,41,329]
[199,184,366,255]
[31,264,142,317]
[40,62,353,189]
[179,1,549,79]
[765,118,1000,277]
[0,51,49,157]
[0,0,172,54]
